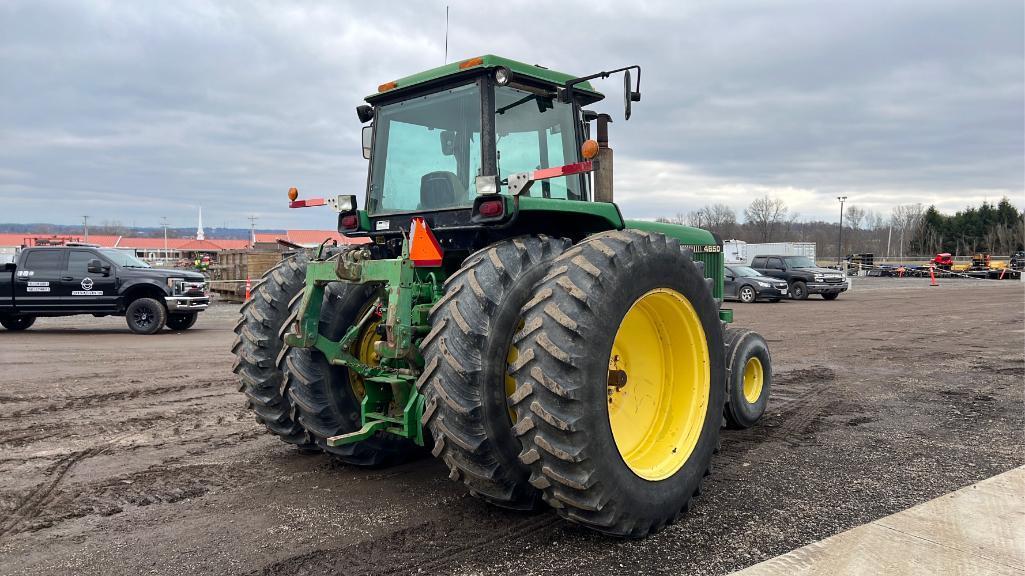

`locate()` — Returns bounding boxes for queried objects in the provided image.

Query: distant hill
[0,223,285,240]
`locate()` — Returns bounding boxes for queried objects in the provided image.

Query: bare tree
[743,195,789,242]
[687,203,737,237]
[890,203,923,261]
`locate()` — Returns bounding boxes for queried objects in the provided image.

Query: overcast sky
[1,0,1022,231]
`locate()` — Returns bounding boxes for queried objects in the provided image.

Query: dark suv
[751,255,848,300]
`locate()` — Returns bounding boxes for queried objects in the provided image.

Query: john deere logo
[81,277,94,291]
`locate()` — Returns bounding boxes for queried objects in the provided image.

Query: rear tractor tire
[723,328,771,429]
[232,253,317,451]
[418,235,571,509]
[511,230,726,537]
[284,282,415,467]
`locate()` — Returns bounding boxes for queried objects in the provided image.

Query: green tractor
[233,55,772,537]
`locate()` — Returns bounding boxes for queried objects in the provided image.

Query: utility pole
[82,215,89,242]
[248,215,258,248]
[836,196,847,268]
[160,217,169,263]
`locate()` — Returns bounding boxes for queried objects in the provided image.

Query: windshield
[100,248,150,268]
[368,83,482,215]
[495,86,583,200]
[729,266,761,277]
[784,256,816,268]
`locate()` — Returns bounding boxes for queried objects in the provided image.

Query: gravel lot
[1,277,1022,575]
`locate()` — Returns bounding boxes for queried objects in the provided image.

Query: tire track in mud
[0,378,238,420]
[0,446,106,538]
[251,502,560,576]
[715,366,838,474]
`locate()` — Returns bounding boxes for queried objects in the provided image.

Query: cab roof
[366,54,604,104]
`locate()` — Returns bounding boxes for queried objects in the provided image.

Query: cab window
[368,83,482,215]
[495,85,583,200]
[67,250,102,276]
[23,250,63,272]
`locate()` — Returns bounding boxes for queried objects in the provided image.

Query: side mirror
[440,130,456,156]
[623,69,641,121]
[87,259,103,274]
[361,125,373,160]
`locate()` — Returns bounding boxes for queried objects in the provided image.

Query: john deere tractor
[233,55,772,537]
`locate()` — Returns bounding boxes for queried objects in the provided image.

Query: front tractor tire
[723,328,771,429]
[232,253,316,450]
[510,230,725,537]
[418,235,571,510]
[283,282,414,467]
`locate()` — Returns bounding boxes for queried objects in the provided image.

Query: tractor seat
[419,171,463,210]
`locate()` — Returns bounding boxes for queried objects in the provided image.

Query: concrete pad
[732,467,1025,576]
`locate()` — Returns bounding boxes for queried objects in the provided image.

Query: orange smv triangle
[409,217,443,267]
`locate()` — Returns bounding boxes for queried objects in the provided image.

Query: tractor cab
[298,55,643,256]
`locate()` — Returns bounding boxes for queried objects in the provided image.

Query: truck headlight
[814,274,824,281]
[167,277,183,292]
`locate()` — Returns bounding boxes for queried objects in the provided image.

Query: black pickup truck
[1,244,209,334]
[751,254,848,300]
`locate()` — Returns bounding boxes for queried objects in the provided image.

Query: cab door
[762,257,787,279]
[723,266,739,299]
[13,249,65,312]
[62,250,118,311]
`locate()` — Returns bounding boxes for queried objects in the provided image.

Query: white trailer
[727,241,817,265]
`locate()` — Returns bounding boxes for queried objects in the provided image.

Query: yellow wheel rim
[347,315,381,400]
[505,319,524,423]
[742,356,763,404]
[607,288,710,481]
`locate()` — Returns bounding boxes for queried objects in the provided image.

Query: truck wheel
[126,298,167,334]
[0,315,36,331]
[723,328,771,429]
[789,281,808,300]
[511,230,725,537]
[284,282,414,466]
[419,235,571,510]
[166,312,198,331]
[821,292,839,301]
[738,285,756,303]
[232,254,316,451]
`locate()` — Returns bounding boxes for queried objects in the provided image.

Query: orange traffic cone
[929,265,938,287]
[244,276,252,300]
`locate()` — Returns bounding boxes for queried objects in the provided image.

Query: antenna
[248,215,258,247]
[444,5,449,64]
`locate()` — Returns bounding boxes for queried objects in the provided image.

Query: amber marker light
[378,81,398,92]
[458,56,484,69]
[287,187,299,201]
[581,139,599,160]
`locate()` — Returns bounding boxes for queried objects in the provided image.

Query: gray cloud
[0,0,1021,230]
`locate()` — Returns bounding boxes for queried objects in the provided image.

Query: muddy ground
[1,277,1022,576]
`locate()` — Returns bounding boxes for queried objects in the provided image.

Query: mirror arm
[560,65,642,104]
